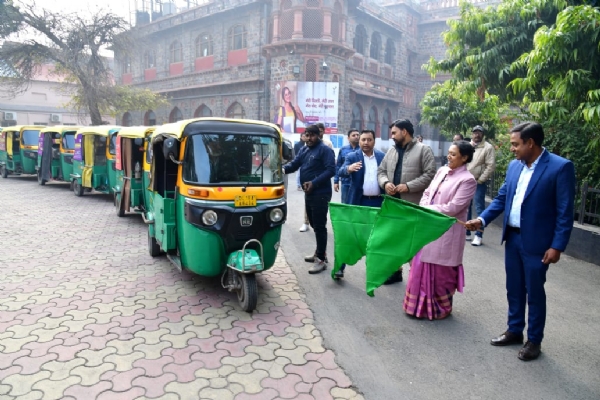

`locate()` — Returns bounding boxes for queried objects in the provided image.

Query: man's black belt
[507,226,521,234]
[362,195,381,199]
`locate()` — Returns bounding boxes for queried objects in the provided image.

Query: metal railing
[485,171,600,227]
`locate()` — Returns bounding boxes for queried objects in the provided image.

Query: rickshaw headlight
[202,210,218,226]
[269,208,284,223]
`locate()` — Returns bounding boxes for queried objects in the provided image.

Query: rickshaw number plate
[234,195,257,207]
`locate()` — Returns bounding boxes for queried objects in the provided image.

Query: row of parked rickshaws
[0,119,294,311]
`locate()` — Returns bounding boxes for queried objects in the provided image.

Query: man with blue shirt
[466,122,575,361]
[334,129,360,203]
[283,124,336,274]
[335,129,385,279]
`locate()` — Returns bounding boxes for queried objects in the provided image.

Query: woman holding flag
[403,141,476,320]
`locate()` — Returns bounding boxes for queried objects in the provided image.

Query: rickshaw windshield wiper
[253,154,269,175]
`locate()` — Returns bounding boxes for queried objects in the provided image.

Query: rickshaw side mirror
[282,139,293,162]
[163,138,179,162]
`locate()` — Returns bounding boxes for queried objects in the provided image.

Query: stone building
[116,0,496,158]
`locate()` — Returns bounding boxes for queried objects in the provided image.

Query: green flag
[365,196,456,297]
[329,203,380,279]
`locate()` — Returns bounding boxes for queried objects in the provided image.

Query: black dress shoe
[382,269,403,285]
[490,331,524,346]
[518,341,541,361]
[334,269,344,279]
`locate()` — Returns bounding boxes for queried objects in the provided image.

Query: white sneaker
[299,223,309,232]
[308,258,327,274]
[471,236,482,246]
[466,234,472,241]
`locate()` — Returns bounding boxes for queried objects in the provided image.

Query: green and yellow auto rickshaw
[36,125,80,185]
[113,126,155,217]
[144,118,293,311]
[70,125,121,196]
[0,125,45,178]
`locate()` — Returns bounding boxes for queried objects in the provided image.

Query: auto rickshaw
[0,125,45,178]
[113,126,155,217]
[70,125,121,196]
[144,118,293,311]
[36,126,81,185]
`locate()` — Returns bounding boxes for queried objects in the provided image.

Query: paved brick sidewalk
[0,178,363,400]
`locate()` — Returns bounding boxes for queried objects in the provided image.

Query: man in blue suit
[466,122,575,361]
[335,129,385,279]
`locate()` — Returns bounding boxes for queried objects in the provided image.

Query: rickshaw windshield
[62,133,76,149]
[22,130,40,146]
[183,133,283,185]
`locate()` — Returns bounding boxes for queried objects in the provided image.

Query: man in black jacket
[283,124,336,274]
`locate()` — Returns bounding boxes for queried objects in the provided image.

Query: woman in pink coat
[403,141,477,320]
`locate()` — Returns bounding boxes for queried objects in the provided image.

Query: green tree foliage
[0,2,167,125]
[420,80,507,140]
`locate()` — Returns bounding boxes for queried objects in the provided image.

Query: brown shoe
[490,331,524,346]
[518,341,541,361]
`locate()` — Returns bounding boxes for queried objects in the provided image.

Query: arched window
[385,38,395,65]
[194,105,213,118]
[169,107,183,123]
[366,106,378,137]
[122,112,133,127]
[144,50,156,69]
[331,1,342,42]
[280,0,294,40]
[121,57,131,74]
[305,59,317,82]
[226,102,246,119]
[229,25,247,50]
[144,110,156,126]
[370,32,381,61]
[351,103,363,131]
[302,0,323,39]
[354,25,367,56]
[170,40,183,63]
[382,109,392,140]
[196,33,213,57]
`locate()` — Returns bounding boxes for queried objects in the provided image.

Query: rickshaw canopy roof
[117,126,155,139]
[75,126,121,137]
[40,126,81,135]
[2,125,46,133]
[152,118,281,143]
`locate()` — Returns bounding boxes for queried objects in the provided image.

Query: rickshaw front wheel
[237,272,258,312]
[148,230,162,257]
[1,166,7,178]
[73,180,84,196]
[37,170,46,186]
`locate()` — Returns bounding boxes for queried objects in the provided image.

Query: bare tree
[0,0,166,125]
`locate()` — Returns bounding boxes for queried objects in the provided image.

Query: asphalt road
[281,173,600,400]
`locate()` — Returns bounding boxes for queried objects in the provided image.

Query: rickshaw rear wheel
[37,170,46,186]
[1,166,7,178]
[237,272,258,312]
[115,193,125,217]
[148,230,161,257]
[73,180,84,196]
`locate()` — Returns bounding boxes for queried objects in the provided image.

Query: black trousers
[305,193,331,260]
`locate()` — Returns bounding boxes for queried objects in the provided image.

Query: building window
[226,102,246,119]
[170,107,183,123]
[382,109,392,140]
[385,38,395,65]
[229,25,247,50]
[354,25,367,56]
[144,50,156,69]
[331,1,342,42]
[351,103,363,131]
[305,59,317,82]
[196,34,213,57]
[303,0,323,39]
[194,105,213,118]
[170,40,183,63]
[121,57,131,74]
[370,32,381,61]
[122,112,133,127]
[280,0,293,40]
[144,110,156,126]
[366,106,378,137]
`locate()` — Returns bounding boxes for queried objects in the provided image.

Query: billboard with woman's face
[272,81,339,134]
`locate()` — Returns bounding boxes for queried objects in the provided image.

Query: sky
[19,0,132,24]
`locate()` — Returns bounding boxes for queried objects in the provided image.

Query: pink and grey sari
[403,250,464,320]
